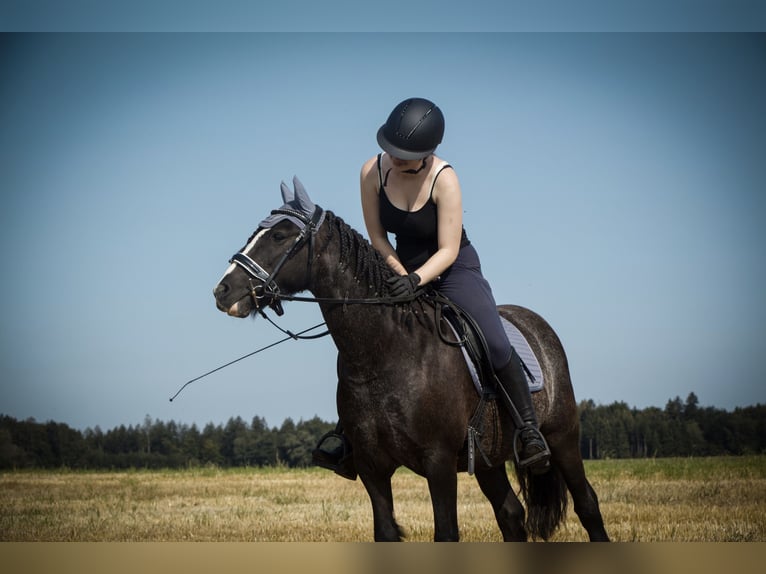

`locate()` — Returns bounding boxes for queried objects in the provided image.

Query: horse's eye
[271,231,288,242]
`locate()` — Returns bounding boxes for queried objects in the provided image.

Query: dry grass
[1,456,765,542]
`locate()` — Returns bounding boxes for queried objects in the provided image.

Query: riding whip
[168,321,327,402]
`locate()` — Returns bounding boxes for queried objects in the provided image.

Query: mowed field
[1,456,765,542]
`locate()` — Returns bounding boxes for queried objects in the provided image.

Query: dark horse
[213,178,609,542]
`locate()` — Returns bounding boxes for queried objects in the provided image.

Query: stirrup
[315,430,347,453]
[311,430,357,480]
[512,425,551,475]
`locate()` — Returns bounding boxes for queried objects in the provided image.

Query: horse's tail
[516,464,568,540]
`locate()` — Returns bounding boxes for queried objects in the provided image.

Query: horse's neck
[310,223,394,355]
[311,220,384,302]
[312,254,379,313]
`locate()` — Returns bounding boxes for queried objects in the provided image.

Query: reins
[276,291,425,307]
[262,288,468,348]
[169,292,447,402]
[229,203,445,324]
[173,207,468,401]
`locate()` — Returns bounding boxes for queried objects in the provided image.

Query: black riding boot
[311,422,357,480]
[494,350,551,475]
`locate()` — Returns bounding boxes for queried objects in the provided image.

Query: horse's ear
[280,180,294,204]
[291,176,316,212]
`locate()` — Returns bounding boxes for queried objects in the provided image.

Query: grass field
[2,456,765,542]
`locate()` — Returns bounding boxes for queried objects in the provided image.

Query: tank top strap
[376,153,384,190]
[429,161,453,200]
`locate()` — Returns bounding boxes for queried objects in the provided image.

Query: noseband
[229,205,324,316]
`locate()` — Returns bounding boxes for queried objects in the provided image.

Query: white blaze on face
[216,228,270,311]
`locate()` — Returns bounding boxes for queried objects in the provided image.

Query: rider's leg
[435,245,550,474]
[494,349,550,474]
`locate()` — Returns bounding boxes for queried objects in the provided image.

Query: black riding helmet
[376,98,445,160]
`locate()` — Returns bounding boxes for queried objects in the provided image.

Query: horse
[213,178,609,542]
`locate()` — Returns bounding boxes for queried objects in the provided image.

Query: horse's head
[213,177,325,318]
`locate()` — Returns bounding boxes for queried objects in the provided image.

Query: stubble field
[1,456,765,542]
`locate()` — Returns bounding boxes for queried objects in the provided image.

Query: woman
[313,98,550,478]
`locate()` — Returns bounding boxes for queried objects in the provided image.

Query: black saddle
[436,297,499,398]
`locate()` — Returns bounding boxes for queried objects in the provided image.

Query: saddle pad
[456,315,544,395]
[502,317,544,393]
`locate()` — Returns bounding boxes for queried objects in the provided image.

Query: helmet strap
[402,157,428,175]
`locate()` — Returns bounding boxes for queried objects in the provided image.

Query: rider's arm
[360,157,408,276]
[410,168,463,285]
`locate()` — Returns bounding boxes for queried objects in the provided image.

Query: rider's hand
[386,272,421,297]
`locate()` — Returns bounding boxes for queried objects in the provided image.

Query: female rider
[313,98,550,477]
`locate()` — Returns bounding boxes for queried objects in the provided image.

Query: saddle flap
[441,304,544,396]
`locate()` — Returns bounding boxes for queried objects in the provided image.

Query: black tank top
[377,153,470,271]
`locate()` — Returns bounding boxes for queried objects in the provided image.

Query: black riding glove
[386,272,421,297]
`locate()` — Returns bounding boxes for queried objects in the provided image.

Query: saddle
[437,298,542,397]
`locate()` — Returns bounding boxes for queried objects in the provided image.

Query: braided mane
[325,210,394,295]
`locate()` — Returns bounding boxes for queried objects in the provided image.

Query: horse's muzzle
[225,299,251,317]
[213,282,251,318]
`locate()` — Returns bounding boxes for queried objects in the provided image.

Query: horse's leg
[475,465,527,541]
[358,466,404,541]
[550,431,610,541]
[424,454,460,541]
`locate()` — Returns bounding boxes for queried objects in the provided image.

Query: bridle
[229,205,324,316]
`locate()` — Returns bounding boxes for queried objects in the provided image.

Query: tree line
[1,393,763,469]
[0,414,335,470]
[579,393,764,459]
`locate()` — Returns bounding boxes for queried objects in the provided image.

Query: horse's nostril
[213,283,228,298]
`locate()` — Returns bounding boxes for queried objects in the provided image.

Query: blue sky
[1,31,764,431]
[2,1,765,32]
